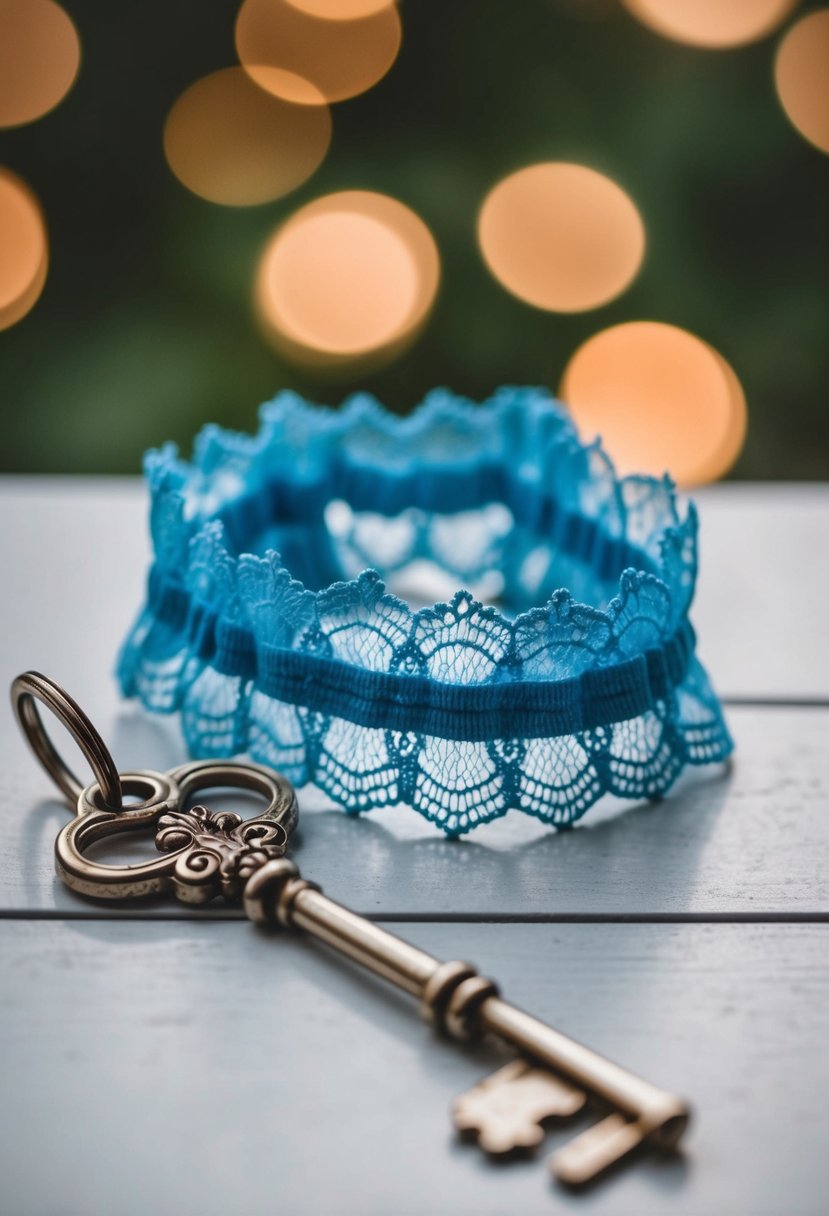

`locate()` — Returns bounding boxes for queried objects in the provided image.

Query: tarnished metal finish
[157,759,298,905]
[444,974,501,1041]
[53,764,293,904]
[12,669,693,1189]
[419,960,477,1028]
[479,996,690,1184]
[480,996,689,1130]
[290,886,437,997]
[154,802,289,904]
[56,770,181,901]
[264,876,690,1183]
[242,858,301,926]
[11,670,123,809]
[9,674,301,903]
[453,1059,586,1155]
[168,759,299,842]
[551,1112,663,1187]
[274,876,321,930]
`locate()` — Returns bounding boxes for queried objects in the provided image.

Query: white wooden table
[1,479,827,1215]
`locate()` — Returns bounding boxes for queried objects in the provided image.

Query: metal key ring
[11,671,122,810]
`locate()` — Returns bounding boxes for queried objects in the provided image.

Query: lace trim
[117,387,732,835]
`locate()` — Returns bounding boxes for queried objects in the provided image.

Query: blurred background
[0,0,827,481]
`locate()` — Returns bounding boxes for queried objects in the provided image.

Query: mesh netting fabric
[118,387,732,835]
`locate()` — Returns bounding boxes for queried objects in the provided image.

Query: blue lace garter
[117,388,733,836]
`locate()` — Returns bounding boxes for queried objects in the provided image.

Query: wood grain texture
[692,483,829,700]
[1,705,826,916]
[1,920,826,1216]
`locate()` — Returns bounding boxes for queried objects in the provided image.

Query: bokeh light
[285,0,396,19]
[559,321,747,485]
[163,67,331,206]
[775,10,829,155]
[621,0,798,49]
[478,163,645,313]
[0,168,48,330]
[235,0,402,105]
[0,0,80,128]
[255,190,440,365]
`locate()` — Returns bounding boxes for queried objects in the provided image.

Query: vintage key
[12,671,691,1189]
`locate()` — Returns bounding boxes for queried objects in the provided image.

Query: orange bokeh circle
[255,190,440,364]
[0,0,80,128]
[621,0,798,49]
[559,321,747,485]
[236,0,401,105]
[775,10,829,156]
[285,0,396,19]
[478,163,645,313]
[163,67,331,207]
[0,168,48,329]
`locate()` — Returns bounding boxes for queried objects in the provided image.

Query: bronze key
[12,670,691,1189]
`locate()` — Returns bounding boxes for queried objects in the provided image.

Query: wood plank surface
[692,483,829,700]
[1,919,825,1216]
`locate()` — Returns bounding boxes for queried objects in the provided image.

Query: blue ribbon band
[148,565,695,742]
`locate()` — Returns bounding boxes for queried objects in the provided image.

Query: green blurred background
[1,0,827,476]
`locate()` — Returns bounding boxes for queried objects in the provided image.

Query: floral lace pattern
[118,387,732,835]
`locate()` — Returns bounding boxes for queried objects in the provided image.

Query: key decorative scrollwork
[155,805,289,904]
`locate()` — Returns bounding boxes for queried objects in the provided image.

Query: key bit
[551,1112,653,1187]
[452,1058,586,1154]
